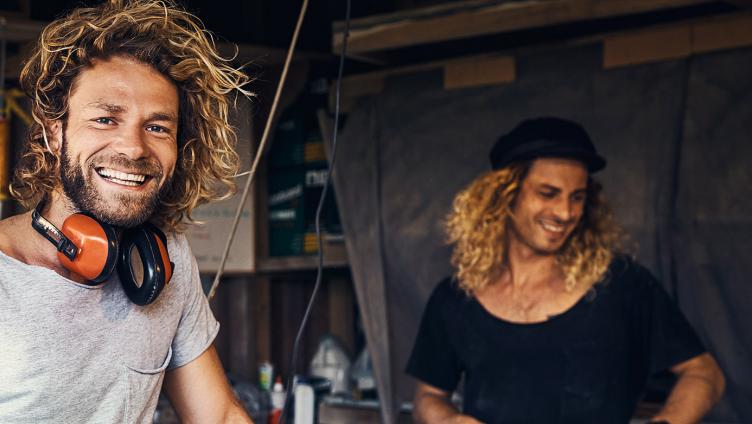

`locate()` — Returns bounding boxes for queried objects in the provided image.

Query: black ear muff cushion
[117,226,169,306]
[59,213,118,283]
[142,223,173,285]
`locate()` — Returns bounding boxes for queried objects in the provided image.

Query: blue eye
[95,117,114,125]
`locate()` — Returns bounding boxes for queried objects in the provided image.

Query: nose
[111,124,148,159]
[552,197,575,222]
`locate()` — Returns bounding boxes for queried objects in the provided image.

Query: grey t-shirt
[0,232,219,423]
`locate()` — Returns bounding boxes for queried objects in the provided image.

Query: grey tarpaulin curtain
[330,44,751,423]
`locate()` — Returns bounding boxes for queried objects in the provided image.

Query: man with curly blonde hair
[407,117,725,424]
[0,1,254,422]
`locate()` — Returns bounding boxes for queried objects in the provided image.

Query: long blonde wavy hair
[10,0,252,232]
[445,162,623,294]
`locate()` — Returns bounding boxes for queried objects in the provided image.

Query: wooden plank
[328,277,355,356]
[334,53,517,112]
[271,277,330,382]
[603,26,692,68]
[256,242,349,273]
[692,14,752,53]
[443,55,515,90]
[253,276,272,364]
[603,13,752,68]
[224,278,255,379]
[333,0,712,54]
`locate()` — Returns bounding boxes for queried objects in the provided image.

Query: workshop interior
[0,0,750,423]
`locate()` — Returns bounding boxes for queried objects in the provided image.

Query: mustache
[541,217,578,226]
[90,155,163,176]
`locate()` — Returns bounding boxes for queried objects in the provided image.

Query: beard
[59,134,171,228]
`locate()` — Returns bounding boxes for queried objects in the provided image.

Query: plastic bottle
[268,376,286,424]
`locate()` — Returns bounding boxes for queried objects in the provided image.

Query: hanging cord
[207,0,310,301]
[279,0,351,422]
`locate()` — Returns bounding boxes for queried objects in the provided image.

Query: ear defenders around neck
[31,200,174,306]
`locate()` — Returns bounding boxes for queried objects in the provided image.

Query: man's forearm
[414,393,482,424]
[652,365,725,424]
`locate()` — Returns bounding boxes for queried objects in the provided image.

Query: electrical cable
[278,0,351,422]
[207,0,310,301]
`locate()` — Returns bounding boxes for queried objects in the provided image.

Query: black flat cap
[489,117,606,173]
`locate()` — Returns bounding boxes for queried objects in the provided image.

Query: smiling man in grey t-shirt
[0,1,253,422]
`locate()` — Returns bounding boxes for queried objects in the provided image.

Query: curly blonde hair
[445,162,622,294]
[10,0,252,232]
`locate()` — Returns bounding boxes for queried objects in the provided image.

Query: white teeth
[98,168,146,182]
[541,222,565,233]
[97,168,147,185]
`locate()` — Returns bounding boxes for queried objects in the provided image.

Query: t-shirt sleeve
[167,233,220,369]
[630,264,706,374]
[405,279,462,392]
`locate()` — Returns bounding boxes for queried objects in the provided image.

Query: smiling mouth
[96,167,150,187]
[540,220,567,234]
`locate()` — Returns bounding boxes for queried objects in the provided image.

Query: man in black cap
[406,117,725,423]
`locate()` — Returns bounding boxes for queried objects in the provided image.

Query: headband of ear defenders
[31,199,120,283]
[31,201,79,261]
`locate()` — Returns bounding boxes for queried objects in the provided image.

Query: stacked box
[268,164,342,257]
[267,83,342,256]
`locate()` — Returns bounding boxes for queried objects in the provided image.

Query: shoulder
[0,213,34,261]
[602,255,662,298]
[164,230,196,267]
[162,230,197,287]
[432,276,465,299]
[424,277,469,312]
[166,230,191,255]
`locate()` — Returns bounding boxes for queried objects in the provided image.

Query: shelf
[256,244,348,273]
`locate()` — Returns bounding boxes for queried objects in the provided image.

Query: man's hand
[163,345,254,424]
[651,352,725,424]
[413,381,485,424]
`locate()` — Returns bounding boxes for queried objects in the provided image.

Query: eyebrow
[84,100,177,123]
[85,100,125,114]
[538,184,588,194]
[147,112,178,123]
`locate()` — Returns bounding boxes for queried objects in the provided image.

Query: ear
[45,120,63,153]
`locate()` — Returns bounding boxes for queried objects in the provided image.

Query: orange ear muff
[117,223,172,306]
[59,213,119,283]
[32,200,172,305]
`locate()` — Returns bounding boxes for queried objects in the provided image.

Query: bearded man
[407,117,725,424]
[0,1,253,422]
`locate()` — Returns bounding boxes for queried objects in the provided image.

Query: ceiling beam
[332,0,726,54]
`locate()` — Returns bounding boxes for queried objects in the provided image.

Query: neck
[503,235,561,288]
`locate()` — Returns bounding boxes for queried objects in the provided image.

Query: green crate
[267,164,342,257]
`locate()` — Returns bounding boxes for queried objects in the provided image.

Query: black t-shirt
[405,257,705,424]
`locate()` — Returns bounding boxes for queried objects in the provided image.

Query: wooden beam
[603,26,692,68]
[332,0,714,54]
[444,56,516,90]
[693,13,752,53]
[603,13,752,68]
[0,17,327,67]
[333,53,516,112]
